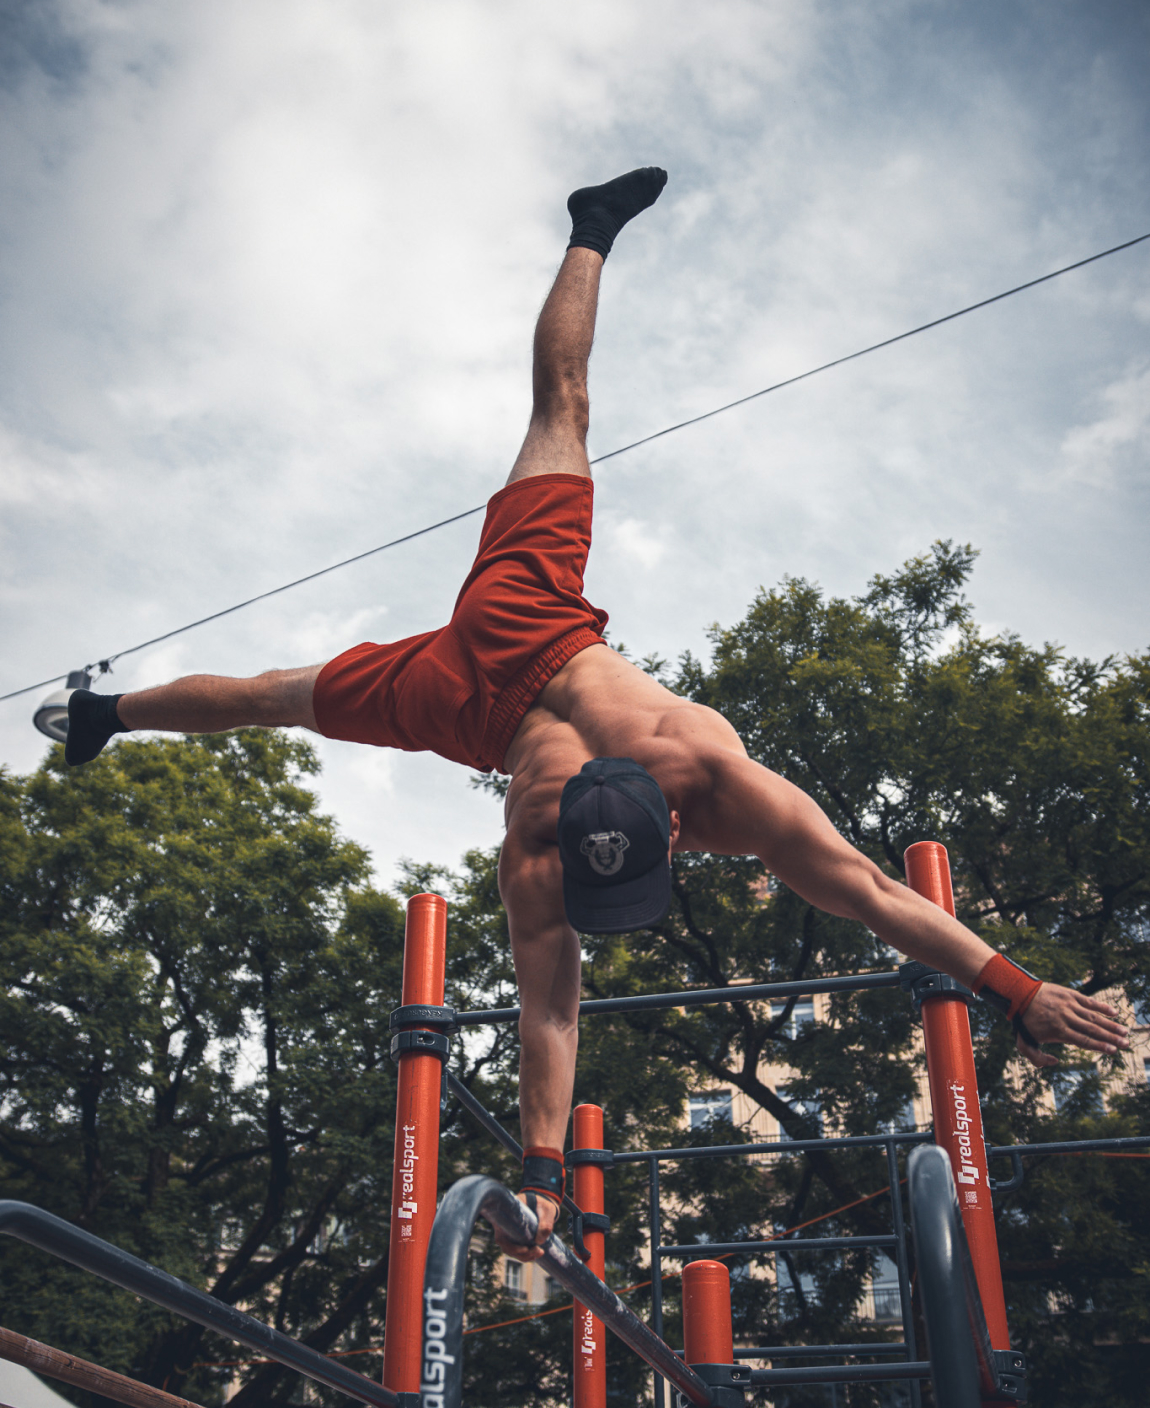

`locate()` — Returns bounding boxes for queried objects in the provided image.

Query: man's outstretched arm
[698,750,1129,1067]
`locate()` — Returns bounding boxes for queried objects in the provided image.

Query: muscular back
[501,642,747,858]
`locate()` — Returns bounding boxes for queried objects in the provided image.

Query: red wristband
[973,954,1041,1021]
[521,1146,565,1207]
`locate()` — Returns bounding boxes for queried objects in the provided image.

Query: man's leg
[65,663,323,766]
[507,165,667,485]
[506,246,602,484]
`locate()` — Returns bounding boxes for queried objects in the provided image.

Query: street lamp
[33,670,92,743]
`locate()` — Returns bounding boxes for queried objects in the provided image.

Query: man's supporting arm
[497,833,583,1260]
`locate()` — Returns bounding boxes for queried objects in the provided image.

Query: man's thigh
[506,419,592,485]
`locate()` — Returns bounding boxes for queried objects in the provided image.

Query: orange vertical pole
[382,892,448,1397]
[572,1103,607,1408]
[905,841,1011,1357]
[682,1260,734,1368]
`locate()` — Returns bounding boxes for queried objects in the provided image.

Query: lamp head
[34,670,93,743]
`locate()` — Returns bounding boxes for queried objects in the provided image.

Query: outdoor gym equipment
[1,842,1146,1408]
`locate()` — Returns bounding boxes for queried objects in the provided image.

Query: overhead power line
[3,228,1147,707]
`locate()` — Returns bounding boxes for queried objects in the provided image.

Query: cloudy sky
[1,0,1147,887]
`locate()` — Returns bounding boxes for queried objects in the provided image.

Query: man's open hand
[493,1191,559,1263]
[1015,983,1129,1068]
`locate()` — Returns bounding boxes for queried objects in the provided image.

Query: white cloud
[2,0,1149,881]
[1059,364,1150,487]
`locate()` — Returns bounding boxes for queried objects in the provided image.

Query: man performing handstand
[66,168,1129,1261]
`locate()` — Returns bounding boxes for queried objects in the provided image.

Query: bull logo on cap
[580,831,630,876]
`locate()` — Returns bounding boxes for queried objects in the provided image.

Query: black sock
[65,690,128,766]
[567,166,668,260]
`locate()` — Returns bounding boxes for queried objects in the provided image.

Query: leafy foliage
[2,543,1148,1407]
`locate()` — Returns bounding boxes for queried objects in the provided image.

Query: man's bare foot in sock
[65,690,128,766]
[567,167,668,260]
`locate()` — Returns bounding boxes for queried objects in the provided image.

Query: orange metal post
[572,1103,607,1408]
[682,1260,734,1367]
[905,841,1011,1355]
[382,892,448,1397]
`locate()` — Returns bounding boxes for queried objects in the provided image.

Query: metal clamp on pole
[389,1028,451,1062]
[388,1003,457,1031]
[986,1147,1025,1194]
[899,960,975,1014]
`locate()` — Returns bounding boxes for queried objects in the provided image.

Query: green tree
[0,732,409,1405]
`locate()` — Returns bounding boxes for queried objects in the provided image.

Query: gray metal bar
[423,1175,711,1407]
[659,1235,896,1256]
[986,1135,1150,1156]
[649,1158,666,1408]
[452,972,902,1026]
[885,1139,922,1408]
[751,1362,931,1386]
[613,1131,930,1164]
[0,1201,398,1407]
[735,1343,907,1359]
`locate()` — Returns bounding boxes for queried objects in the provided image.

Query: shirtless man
[65,168,1129,1262]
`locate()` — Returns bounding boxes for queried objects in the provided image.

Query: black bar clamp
[569,1208,612,1262]
[986,1146,1025,1194]
[392,1395,421,1407]
[389,1028,451,1064]
[993,1348,1028,1401]
[674,1362,751,1407]
[389,1003,457,1031]
[899,961,974,1016]
[566,1147,615,1168]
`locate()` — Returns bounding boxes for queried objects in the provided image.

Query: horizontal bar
[659,1235,897,1256]
[751,1362,931,1386]
[735,1343,908,1359]
[0,1324,203,1408]
[453,971,902,1026]
[988,1136,1150,1157]
[0,1202,397,1407]
[614,1131,930,1164]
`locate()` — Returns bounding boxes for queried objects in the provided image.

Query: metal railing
[0,1201,402,1408]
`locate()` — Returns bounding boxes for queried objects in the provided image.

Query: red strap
[973,953,1041,1020]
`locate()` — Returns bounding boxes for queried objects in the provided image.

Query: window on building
[505,1260,526,1301]
[878,1095,917,1133]
[776,1255,819,1312]
[1144,1057,1150,1086]
[545,1275,563,1301]
[1051,1069,1104,1115]
[1133,994,1150,1028]
[689,1090,733,1129]
[868,1252,903,1322]
[770,998,815,1038]
[775,1086,822,1140]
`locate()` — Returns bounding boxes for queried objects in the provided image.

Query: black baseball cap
[557,758,672,933]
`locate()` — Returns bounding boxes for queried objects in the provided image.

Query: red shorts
[312,473,608,772]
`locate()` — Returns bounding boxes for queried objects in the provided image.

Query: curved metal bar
[0,1202,398,1408]
[421,1175,712,1408]
[907,1147,995,1408]
[453,971,902,1026]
